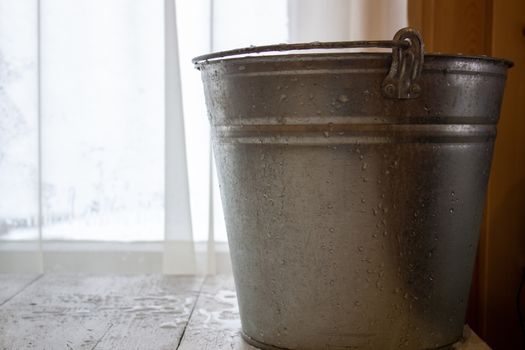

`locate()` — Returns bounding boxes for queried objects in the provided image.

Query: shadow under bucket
[193,28,512,349]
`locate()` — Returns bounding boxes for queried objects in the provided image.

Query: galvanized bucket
[193,28,512,349]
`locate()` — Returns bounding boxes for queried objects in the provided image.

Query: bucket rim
[193,51,513,69]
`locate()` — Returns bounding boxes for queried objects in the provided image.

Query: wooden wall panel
[484,0,525,348]
[408,0,491,54]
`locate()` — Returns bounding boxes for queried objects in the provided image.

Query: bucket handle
[382,28,424,99]
[192,27,424,100]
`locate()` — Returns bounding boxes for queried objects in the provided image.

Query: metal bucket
[193,28,512,349]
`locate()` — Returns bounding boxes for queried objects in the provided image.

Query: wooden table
[0,274,490,349]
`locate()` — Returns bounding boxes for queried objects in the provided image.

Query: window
[0,0,407,273]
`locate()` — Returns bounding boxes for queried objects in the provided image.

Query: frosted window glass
[40,0,164,241]
[0,1,39,241]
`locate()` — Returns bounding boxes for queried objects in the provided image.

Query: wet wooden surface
[0,274,489,349]
[177,275,254,350]
[0,274,41,306]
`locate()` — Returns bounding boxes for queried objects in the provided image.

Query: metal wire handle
[192,40,411,64]
[192,27,424,100]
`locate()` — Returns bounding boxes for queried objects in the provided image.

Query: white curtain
[0,0,406,274]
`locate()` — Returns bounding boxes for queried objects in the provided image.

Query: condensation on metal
[194,27,512,350]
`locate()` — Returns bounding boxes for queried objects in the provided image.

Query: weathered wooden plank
[0,274,203,350]
[177,275,256,350]
[94,275,203,350]
[0,274,41,306]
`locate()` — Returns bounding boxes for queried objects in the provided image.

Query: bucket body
[196,48,510,349]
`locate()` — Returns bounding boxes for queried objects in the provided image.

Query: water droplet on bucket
[329,227,335,233]
[449,208,454,214]
[338,94,349,103]
[361,163,368,171]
